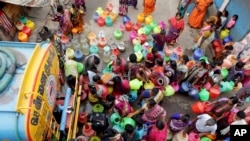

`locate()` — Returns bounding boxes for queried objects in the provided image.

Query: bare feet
[134,7,138,10]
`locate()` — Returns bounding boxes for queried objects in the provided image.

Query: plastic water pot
[128,90,138,103]
[18,32,28,42]
[137,13,145,23]
[200,137,211,141]
[221,67,229,79]
[133,37,141,46]
[149,20,158,30]
[140,34,147,44]
[145,15,153,25]
[90,136,101,141]
[188,88,199,98]
[93,12,99,22]
[186,60,195,69]
[222,36,233,45]
[66,48,75,59]
[129,30,138,41]
[78,112,88,124]
[138,28,146,36]
[143,25,152,35]
[26,20,35,30]
[199,88,210,101]
[170,53,179,61]
[134,44,143,53]
[123,15,131,24]
[114,29,123,40]
[180,81,192,93]
[113,125,125,133]
[158,21,166,29]
[103,46,111,63]
[19,16,27,24]
[121,79,130,92]
[193,48,204,61]
[219,29,230,39]
[170,82,179,92]
[129,79,143,90]
[188,132,200,141]
[22,26,32,36]
[111,48,120,56]
[110,112,121,125]
[105,16,113,26]
[125,21,133,31]
[153,26,161,34]
[96,7,104,15]
[164,85,175,97]
[82,123,95,136]
[222,58,233,69]
[135,51,143,62]
[204,82,212,90]
[74,50,84,62]
[174,46,183,57]
[144,81,155,89]
[209,85,220,99]
[133,23,141,31]
[191,101,205,114]
[89,45,99,54]
[97,17,105,27]
[121,117,136,128]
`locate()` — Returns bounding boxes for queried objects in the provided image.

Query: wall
[214,0,250,41]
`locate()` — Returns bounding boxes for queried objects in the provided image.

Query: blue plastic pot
[74,50,84,62]
[193,48,204,61]
[180,81,192,93]
[128,91,138,103]
[170,53,179,61]
[222,36,233,45]
[123,15,130,24]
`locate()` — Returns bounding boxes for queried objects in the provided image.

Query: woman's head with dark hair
[116,57,122,65]
[66,75,76,89]
[222,10,229,17]
[152,87,159,96]
[156,120,165,130]
[113,76,122,84]
[155,58,164,66]
[229,96,239,105]
[93,75,101,83]
[225,45,234,50]
[176,12,182,20]
[148,99,156,108]
[152,47,158,54]
[232,14,239,21]
[182,55,189,64]
[57,5,63,13]
[106,94,115,102]
[235,61,245,69]
[104,128,117,138]
[160,29,166,35]
[199,60,207,68]
[181,114,191,123]
[217,11,223,17]
[94,56,100,65]
[215,60,223,66]
[214,69,221,74]
[170,60,177,70]
[125,124,134,134]
[236,111,246,119]
[129,54,137,63]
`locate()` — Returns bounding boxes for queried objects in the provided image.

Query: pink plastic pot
[170,82,180,92]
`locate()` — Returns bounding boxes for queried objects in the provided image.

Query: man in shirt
[184,113,217,136]
[235,84,250,106]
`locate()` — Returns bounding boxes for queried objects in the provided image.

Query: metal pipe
[219,0,230,12]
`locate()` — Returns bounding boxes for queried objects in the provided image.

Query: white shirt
[195,114,217,135]
[87,70,97,84]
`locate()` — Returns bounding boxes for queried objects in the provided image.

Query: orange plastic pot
[78,112,88,124]
[186,60,195,69]
[72,28,78,35]
[191,101,205,114]
[209,85,220,99]
[137,13,145,23]
[18,32,28,42]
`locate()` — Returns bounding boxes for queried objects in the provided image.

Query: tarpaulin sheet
[0,0,53,7]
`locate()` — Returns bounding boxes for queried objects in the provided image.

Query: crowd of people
[48,0,250,141]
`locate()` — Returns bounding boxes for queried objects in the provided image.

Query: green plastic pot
[77,63,84,74]
[89,136,101,141]
[164,85,175,97]
[134,44,142,53]
[199,88,210,101]
[200,137,211,141]
[149,21,157,30]
[114,29,122,40]
[143,25,151,35]
[92,103,104,113]
[110,112,121,125]
[121,117,136,128]
[221,67,228,79]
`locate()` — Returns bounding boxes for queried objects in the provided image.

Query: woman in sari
[188,0,213,29]
[52,5,72,35]
[70,4,84,32]
[166,12,185,45]
[147,120,168,141]
[128,99,167,123]
[119,0,129,16]
[143,0,156,16]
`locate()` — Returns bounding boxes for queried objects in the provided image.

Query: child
[226,14,238,29]
[219,10,229,30]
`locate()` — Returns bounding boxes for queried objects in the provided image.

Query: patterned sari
[119,0,129,16]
